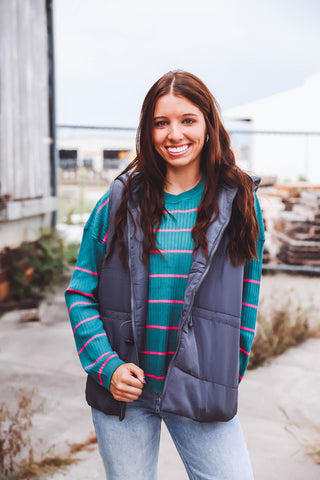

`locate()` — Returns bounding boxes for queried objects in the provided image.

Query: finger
[127,363,146,384]
[114,384,143,397]
[122,390,143,401]
[117,396,138,403]
[113,389,143,402]
[123,375,145,389]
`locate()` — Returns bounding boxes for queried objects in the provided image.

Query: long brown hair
[108,71,259,266]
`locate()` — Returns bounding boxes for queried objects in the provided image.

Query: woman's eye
[183,118,195,124]
[154,120,167,127]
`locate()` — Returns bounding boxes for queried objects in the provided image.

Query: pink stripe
[68,301,92,314]
[146,325,179,330]
[78,333,106,355]
[99,354,118,384]
[149,274,189,278]
[153,228,193,232]
[243,279,260,285]
[164,208,199,213]
[148,299,184,304]
[102,231,108,244]
[75,267,101,276]
[240,347,250,355]
[97,198,109,213]
[145,374,166,380]
[141,350,175,356]
[66,288,94,298]
[239,374,243,380]
[150,249,193,254]
[84,352,111,370]
[240,326,255,333]
[73,315,100,334]
[242,302,258,310]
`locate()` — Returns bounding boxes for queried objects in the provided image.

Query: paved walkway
[0,281,319,479]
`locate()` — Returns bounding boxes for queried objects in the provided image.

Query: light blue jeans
[92,389,254,480]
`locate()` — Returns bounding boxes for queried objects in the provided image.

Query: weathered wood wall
[0,0,51,201]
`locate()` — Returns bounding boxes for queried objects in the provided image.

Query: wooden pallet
[276,232,320,266]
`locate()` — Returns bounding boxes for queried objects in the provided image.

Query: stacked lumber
[262,245,271,264]
[261,213,271,264]
[275,190,320,266]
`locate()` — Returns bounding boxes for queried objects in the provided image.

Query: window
[59,150,78,169]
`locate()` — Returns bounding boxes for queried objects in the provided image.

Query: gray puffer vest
[86,173,260,422]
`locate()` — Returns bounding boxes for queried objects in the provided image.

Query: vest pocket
[174,308,239,388]
[100,309,135,362]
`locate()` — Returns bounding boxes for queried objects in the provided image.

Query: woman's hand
[110,363,145,402]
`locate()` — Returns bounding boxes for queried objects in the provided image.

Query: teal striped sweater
[65,179,265,393]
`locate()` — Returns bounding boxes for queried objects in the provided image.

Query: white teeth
[167,145,189,153]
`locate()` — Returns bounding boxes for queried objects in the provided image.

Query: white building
[57,126,136,171]
[223,73,320,183]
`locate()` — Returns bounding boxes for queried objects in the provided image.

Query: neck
[164,168,202,195]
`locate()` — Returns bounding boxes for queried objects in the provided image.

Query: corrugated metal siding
[0,0,51,201]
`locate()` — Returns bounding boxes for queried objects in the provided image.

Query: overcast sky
[54,0,320,128]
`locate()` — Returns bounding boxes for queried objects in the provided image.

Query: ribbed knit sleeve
[65,190,125,390]
[239,192,265,382]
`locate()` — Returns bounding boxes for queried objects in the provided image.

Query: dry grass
[0,387,97,480]
[248,301,320,369]
[69,431,97,455]
[0,387,44,477]
[306,442,320,464]
[1,455,76,480]
[278,406,320,467]
[252,307,320,468]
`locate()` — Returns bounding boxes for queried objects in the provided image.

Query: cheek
[195,130,206,145]
[189,123,206,144]
[152,131,164,148]
[151,129,156,143]
[199,126,206,145]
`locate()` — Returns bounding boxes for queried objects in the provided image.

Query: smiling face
[152,94,207,178]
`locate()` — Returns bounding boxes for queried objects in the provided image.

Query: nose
[167,122,183,142]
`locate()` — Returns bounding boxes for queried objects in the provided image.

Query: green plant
[65,207,75,225]
[64,242,80,266]
[248,301,319,369]
[2,231,69,301]
[298,174,307,182]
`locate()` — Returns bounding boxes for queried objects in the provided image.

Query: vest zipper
[155,393,161,414]
[127,235,140,366]
[160,190,237,408]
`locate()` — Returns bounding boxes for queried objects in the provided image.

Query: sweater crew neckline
[164,177,205,204]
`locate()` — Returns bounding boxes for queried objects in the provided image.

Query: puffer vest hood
[86,173,261,422]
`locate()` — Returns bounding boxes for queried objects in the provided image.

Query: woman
[66,71,265,479]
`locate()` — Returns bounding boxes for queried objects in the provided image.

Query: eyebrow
[153,113,199,119]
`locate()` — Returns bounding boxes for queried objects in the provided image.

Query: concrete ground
[0,274,319,479]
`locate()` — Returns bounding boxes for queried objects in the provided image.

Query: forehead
[154,94,202,117]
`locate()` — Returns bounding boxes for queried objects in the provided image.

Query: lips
[165,144,191,156]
